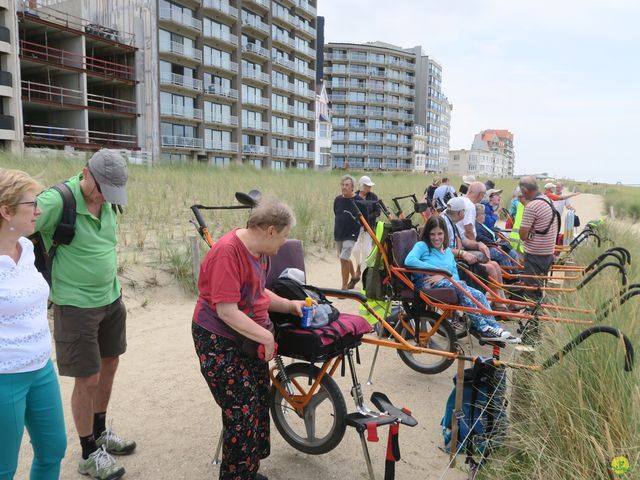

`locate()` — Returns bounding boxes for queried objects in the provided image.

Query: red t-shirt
[192,229,271,340]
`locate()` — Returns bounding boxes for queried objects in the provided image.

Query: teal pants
[0,360,67,480]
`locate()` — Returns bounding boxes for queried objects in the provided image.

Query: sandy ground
[16,194,605,480]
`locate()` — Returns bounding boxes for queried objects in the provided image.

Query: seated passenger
[475,203,519,268]
[405,216,521,344]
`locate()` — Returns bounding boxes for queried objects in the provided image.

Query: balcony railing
[203,27,238,45]
[204,113,238,125]
[294,65,314,78]
[293,130,314,139]
[243,96,270,107]
[295,0,316,16]
[160,72,203,91]
[160,103,204,120]
[21,80,137,114]
[205,56,238,72]
[243,120,269,131]
[162,135,204,149]
[272,147,296,158]
[0,115,14,131]
[241,68,269,83]
[273,8,296,26]
[24,124,137,148]
[272,103,295,115]
[241,17,269,34]
[293,109,313,119]
[296,20,316,36]
[272,33,296,49]
[242,43,269,58]
[204,83,239,99]
[242,144,270,155]
[159,39,203,62]
[272,55,295,70]
[202,0,238,18]
[248,0,270,8]
[205,140,238,151]
[0,71,12,87]
[159,8,202,31]
[20,40,135,81]
[293,87,314,99]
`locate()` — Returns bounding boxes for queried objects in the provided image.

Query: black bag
[573,215,581,227]
[269,277,340,327]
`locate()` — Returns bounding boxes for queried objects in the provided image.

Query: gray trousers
[523,253,554,299]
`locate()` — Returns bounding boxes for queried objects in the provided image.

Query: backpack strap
[45,183,77,280]
[528,196,560,237]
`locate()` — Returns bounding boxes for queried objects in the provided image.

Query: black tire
[269,362,347,455]
[397,310,457,374]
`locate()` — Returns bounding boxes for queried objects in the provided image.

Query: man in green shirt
[36,150,133,480]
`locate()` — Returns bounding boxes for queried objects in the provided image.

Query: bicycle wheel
[397,310,457,374]
[269,362,347,455]
[450,312,469,339]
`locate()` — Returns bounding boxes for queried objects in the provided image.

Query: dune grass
[574,182,640,221]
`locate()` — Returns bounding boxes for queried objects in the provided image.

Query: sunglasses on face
[89,169,102,194]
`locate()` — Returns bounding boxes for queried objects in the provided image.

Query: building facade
[412,124,426,172]
[447,148,510,178]
[0,0,20,151]
[472,129,514,176]
[323,41,450,172]
[314,79,330,169]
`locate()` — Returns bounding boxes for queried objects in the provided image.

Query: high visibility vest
[359,221,390,325]
[509,202,525,253]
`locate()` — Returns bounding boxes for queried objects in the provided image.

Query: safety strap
[384,423,401,480]
[44,183,76,285]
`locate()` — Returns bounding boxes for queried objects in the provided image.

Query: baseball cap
[88,150,128,205]
[544,183,556,190]
[486,188,503,197]
[446,197,466,212]
[359,175,375,187]
[462,175,476,185]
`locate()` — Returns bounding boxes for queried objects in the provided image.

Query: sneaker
[479,326,522,344]
[78,446,125,480]
[96,429,137,455]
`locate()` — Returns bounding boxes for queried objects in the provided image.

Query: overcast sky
[318,0,640,184]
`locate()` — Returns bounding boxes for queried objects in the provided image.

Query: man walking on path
[519,176,560,300]
[36,150,134,480]
[333,175,361,289]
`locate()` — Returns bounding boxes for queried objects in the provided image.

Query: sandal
[346,276,361,289]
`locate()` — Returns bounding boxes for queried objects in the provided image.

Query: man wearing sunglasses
[35,150,132,480]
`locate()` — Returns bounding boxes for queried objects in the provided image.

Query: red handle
[257,342,278,361]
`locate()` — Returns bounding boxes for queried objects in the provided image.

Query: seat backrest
[390,229,418,268]
[266,239,305,289]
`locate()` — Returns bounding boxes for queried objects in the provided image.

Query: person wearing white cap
[35,149,133,479]
[481,188,503,230]
[350,176,380,289]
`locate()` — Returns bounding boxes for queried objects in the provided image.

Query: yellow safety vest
[509,202,525,253]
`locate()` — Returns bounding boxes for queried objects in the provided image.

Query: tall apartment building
[472,129,514,176]
[323,41,451,172]
[16,0,138,152]
[0,0,19,151]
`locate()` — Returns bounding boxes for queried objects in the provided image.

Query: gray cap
[88,150,128,205]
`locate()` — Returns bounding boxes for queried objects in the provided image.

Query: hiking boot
[96,428,137,455]
[78,446,125,480]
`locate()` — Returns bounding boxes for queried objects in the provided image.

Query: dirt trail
[16,194,606,480]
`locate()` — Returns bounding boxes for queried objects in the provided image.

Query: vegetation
[574,182,640,221]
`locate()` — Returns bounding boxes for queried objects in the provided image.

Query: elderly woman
[192,199,305,480]
[0,169,67,479]
[475,203,519,268]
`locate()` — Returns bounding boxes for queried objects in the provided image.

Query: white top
[0,237,51,374]
[456,196,477,240]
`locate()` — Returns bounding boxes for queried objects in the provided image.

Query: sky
[317,0,640,184]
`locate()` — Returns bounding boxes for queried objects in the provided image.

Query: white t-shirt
[456,196,477,240]
[0,237,51,373]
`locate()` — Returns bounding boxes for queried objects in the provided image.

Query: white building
[447,148,510,178]
[314,80,331,169]
[412,124,426,172]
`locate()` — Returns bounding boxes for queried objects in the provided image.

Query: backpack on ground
[30,183,76,286]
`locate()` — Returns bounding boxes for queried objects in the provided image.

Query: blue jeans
[0,360,67,480]
[489,246,515,268]
[427,278,501,332]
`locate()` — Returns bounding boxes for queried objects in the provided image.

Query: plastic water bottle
[300,297,313,329]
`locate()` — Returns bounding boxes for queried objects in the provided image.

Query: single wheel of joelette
[269,362,347,455]
[397,309,457,374]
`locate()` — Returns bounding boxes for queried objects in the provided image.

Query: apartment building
[412,124,426,172]
[16,0,138,152]
[472,129,515,176]
[323,41,451,171]
[314,79,331,169]
[447,148,510,178]
[0,0,19,151]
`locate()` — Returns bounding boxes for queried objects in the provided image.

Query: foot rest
[345,412,396,434]
[370,392,418,427]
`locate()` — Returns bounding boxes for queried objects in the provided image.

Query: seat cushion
[399,286,458,305]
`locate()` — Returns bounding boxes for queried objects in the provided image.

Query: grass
[573,182,640,221]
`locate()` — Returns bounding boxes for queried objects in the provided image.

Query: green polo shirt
[35,174,121,308]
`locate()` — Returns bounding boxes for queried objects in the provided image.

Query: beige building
[0,0,19,151]
[447,148,510,178]
[472,129,514,176]
[412,124,426,172]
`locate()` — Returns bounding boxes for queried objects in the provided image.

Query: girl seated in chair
[405,216,521,344]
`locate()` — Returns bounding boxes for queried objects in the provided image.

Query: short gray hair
[475,203,485,216]
[340,175,355,188]
[519,176,538,193]
[247,199,296,233]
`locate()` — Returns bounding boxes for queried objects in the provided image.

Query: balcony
[0,115,14,131]
[204,83,239,99]
[272,103,295,115]
[24,124,137,149]
[292,108,313,119]
[247,0,270,8]
[20,40,136,81]
[242,43,269,59]
[160,72,203,92]
[293,86,314,99]
[272,78,295,94]
[203,0,238,18]
[242,144,269,155]
[204,113,238,125]
[296,20,316,37]
[160,103,204,121]
[272,126,293,136]
[159,39,203,62]
[272,147,295,158]
[204,56,238,72]
[294,65,314,79]
[273,8,297,27]
[241,68,269,83]
[162,135,204,149]
[243,120,269,131]
[295,0,316,17]
[205,140,238,151]
[243,96,269,108]
[203,27,238,45]
[293,130,314,139]
[272,32,296,49]
[241,17,269,35]
[0,26,10,49]
[159,8,202,32]
[272,55,295,70]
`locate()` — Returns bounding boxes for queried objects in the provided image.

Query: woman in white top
[0,169,66,479]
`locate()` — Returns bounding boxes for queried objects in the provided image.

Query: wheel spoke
[303,404,317,441]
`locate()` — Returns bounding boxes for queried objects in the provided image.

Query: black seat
[389,229,458,305]
[266,239,305,289]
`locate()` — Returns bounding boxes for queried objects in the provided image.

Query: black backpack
[269,277,340,326]
[30,183,76,286]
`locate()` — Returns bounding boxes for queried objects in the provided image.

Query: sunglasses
[12,199,38,211]
[89,169,102,194]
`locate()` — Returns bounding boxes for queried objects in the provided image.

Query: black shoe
[256,474,268,480]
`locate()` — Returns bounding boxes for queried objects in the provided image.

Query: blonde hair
[0,169,43,226]
[247,199,296,233]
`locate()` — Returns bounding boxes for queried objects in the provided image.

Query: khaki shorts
[335,240,356,260]
[53,297,127,377]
